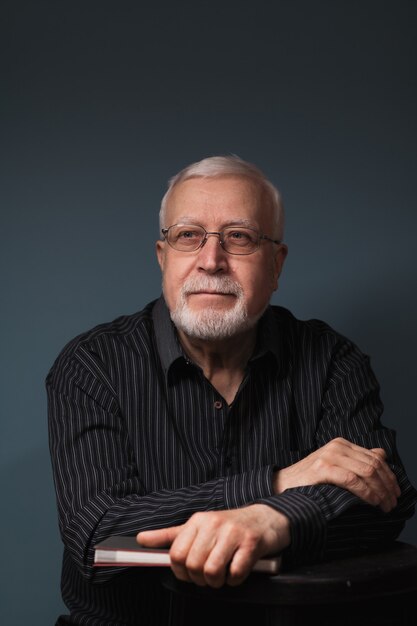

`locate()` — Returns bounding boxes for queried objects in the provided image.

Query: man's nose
[197,232,228,272]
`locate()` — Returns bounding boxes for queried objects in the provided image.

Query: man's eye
[177,230,199,239]
[226,230,252,244]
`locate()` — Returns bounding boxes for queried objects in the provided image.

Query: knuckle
[372,448,386,459]
[313,457,328,473]
[370,456,383,470]
[185,558,202,575]
[362,463,378,478]
[344,471,360,489]
[329,437,345,449]
[223,520,238,534]
[170,546,186,565]
[364,456,384,477]
[203,562,221,578]
[189,510,220,530]
[205,512,223,528]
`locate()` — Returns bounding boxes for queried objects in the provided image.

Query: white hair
[159,155,285,240]
[168,274,266,341]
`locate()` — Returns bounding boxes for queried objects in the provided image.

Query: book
[94,535,281,574]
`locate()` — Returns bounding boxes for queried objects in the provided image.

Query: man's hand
[273,437,401,512]
[137,504,290,588]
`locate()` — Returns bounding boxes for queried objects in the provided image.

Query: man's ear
[272,244,288,291]
[156,240,165,271]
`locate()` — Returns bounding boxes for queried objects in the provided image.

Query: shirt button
[214,400,222,409]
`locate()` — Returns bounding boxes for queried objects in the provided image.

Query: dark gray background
[1,1,416,623]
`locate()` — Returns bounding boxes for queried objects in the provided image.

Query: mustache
[181,275,243,297]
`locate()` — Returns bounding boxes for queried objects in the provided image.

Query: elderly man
[47,156,416,625]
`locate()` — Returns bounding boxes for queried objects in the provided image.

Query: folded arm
[46,350,276,582]
[140,340,417,584]
[47,334,416,585]
[258,339,417,565]
[273,437,400,512]
[138,436,411,586]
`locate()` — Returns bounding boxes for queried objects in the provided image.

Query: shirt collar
[250,306,283,367]
[152,296,185,374]
[152,296,285,377]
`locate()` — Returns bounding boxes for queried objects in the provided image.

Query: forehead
[166,175,272,228]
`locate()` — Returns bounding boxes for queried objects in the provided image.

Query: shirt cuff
[223,466,275,509]
[258,490,327,565]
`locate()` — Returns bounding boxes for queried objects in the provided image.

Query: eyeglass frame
[161,223,281,256]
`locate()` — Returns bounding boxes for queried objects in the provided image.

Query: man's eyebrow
[172,217,257,228]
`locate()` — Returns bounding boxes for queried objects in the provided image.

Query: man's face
[156,175,287,340]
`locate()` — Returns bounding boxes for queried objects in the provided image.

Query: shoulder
[46,300,158,382]
[267,305,368,367]
[269,304,346,342]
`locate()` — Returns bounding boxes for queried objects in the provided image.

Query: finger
[367,451,401,508]
[226,545,259,587]
[314,460,386,506]
[370,448,401,497]
[179,528,219,587]
[326,442,400,510]
[204,514,268,588]
[347,448,400,510]
[137,525,182,547]
[199,533,239,588]
[325,462,396,512]
[319,464,385,508]
[370,447,387,459]
[331,440,388,467]
[169,523,200,583]
[345,457,398,512]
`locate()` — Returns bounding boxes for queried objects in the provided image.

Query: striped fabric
[47,297,417,625]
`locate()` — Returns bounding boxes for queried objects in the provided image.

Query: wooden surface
[161,542,417,626]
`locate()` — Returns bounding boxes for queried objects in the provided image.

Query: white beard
[166,275,265,341]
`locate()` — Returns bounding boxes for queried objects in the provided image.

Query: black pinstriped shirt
[47,297,416,625]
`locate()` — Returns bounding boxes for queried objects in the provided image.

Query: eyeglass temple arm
[261,235,281,245]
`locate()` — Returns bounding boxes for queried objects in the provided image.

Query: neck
[177,327,257,404]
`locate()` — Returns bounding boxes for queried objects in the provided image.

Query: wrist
[273,468,287,495]
[250,503,291,551]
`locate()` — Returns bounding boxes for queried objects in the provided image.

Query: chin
[170,302,265,341]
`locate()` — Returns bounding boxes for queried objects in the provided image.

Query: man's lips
[187,290,236,296]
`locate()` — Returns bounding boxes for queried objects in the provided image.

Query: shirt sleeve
[257,336,417,565]
[47,349,273,582]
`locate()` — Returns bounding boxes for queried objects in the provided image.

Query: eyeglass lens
[166,225,260,254]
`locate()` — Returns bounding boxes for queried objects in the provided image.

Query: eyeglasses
[161,224,281,256]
